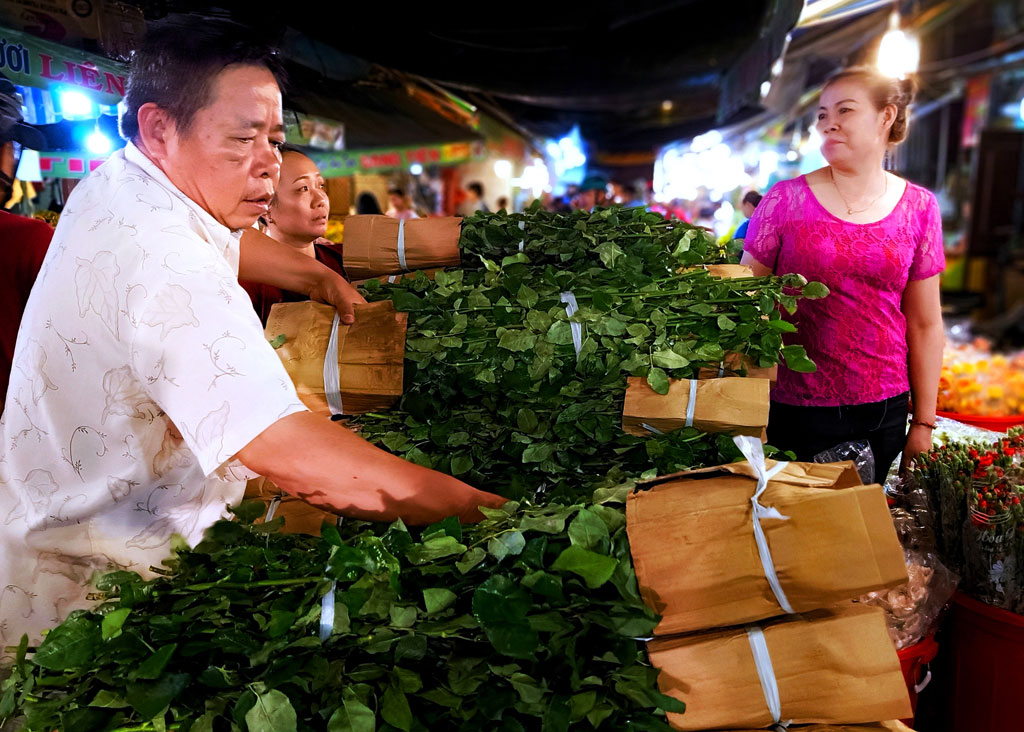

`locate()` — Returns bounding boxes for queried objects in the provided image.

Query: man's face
[389,193,404,210]
[0,141,17,206]
[160,64,284,230]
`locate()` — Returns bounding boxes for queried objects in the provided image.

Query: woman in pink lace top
[741,67,945,483]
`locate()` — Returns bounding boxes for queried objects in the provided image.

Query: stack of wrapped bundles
[627,435,914,730]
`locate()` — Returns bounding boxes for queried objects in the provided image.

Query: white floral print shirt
[0,143,308,653]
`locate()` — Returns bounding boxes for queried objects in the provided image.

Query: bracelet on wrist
[910,419,936,430]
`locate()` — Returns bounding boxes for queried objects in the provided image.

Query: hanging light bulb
[877,10,919,78]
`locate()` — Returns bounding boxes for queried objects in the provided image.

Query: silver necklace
[830,167,888,215]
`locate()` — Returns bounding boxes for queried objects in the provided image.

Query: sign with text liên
[310,140,485,178]
[0,24,127,104]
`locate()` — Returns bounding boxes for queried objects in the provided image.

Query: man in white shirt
[0,18,502,652]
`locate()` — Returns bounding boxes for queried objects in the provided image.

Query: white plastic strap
[641,423,664,435]
[746,625,785,726]
[718,361,726,378]
[560,291,583,357]
[388,275,399,284]
[733,435,795,614]
[264,496,281,522]
[397,218,408,271]
[319,516,344,642]
[685,379,698,427]
[518,220,525,252]
[323,313,344,416]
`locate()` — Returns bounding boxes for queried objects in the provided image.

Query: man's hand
[309,271,365,325]
[900,423,933,474]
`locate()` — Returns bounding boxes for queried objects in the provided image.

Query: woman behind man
[241,146,347,322]
[741,66,945,483]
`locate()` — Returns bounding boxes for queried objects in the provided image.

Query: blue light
[59,89,95,121]
[86,129,112,155]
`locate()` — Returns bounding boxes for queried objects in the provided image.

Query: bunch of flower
[938,342,1024,417]
[909,427,1024,611]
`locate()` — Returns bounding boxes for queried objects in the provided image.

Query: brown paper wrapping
[244,477,334,536]
[714,721,914,732]
[622,377,769,437]
[342,215,462,279]
[679,263,755,279]
[649,605,913,731]
[697,352,778,383]
[265,300,407,417]
[627,458,907,635]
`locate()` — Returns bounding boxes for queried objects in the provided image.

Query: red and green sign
[311,141,485,178]
[0,25,128,105]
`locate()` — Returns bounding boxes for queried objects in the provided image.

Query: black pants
[766,392,910,485]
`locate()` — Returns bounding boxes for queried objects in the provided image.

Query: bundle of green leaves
[356,232,824,501]
[1,490,688,732]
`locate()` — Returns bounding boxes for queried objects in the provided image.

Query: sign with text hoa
[0,24,127,105]
[311,141,484,178]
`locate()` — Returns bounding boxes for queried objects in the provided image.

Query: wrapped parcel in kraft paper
[713,722,915,732]
[696,351,778,383]
[648,605,913,731]
[342,215,462,279]
[626,455,907,635]
[622,377,770,438]
[265,300,407,417]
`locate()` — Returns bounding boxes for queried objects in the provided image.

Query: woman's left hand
[900,423,934,474]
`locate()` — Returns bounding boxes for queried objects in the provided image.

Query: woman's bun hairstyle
[823,66,918,144]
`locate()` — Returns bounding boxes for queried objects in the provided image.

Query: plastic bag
[814,440,875,485]
[934,415,1008,446]
[860,547,959,650]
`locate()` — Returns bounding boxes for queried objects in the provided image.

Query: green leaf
[327,688,376,732]
[381,685,412,731]
[802,281,830,299]
[517,284,539,309]
[651,350,689,370]
[389,606,417,628]
[32,614,100,670]
[455,546,487,574]
[646,367,670,395]
[488,531,526,562]
[717,315,736,331]
[405,535,467,565]
[126,673,190,721]
[567,508,610,552]
[522,443,555,463]
[423,588,458,615]
[498,330,538,352]
[101,608,131,641]
[551,546,618,589]
[542,695,571,732]
[517,408,539,433]
[60,707,121,732]
[472,576,539,659]
[245,689,297,732]
[519,515,567,534]
[269,334,286,349]
[133,643,177,680]
[596,241,626,268]
[450,454,474,476]
[767,318,797,333]
[781,345,817,373]
[546,320,575,346]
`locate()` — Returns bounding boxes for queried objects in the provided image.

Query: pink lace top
[744,175,945,407]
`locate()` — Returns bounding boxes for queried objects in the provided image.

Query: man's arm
[239,229,365,323]
[236,411,506,525]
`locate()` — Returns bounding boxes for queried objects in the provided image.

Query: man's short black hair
[121,16,285,141]
[467,181,484,197]
[742,190,763,207]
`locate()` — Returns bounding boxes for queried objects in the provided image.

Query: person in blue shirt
[734,190,763,239]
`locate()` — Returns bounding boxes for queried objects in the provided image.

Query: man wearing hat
[0,75,52,407]
[574,174,608,212]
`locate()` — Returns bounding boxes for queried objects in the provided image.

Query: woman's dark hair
[823,66,918,144]
[742,190,763,207]
[467,182,484,197]
[357,192,383,215]
[121,16,285,141]
[387,187,404,197]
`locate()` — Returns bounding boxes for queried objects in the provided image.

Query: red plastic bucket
[936,411,1024,432]
[940,592,1024,732]
[897,633,938,725]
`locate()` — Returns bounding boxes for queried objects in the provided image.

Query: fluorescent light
[877,11,920,78]
[409,163,423,175]
[493,159,512,179]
